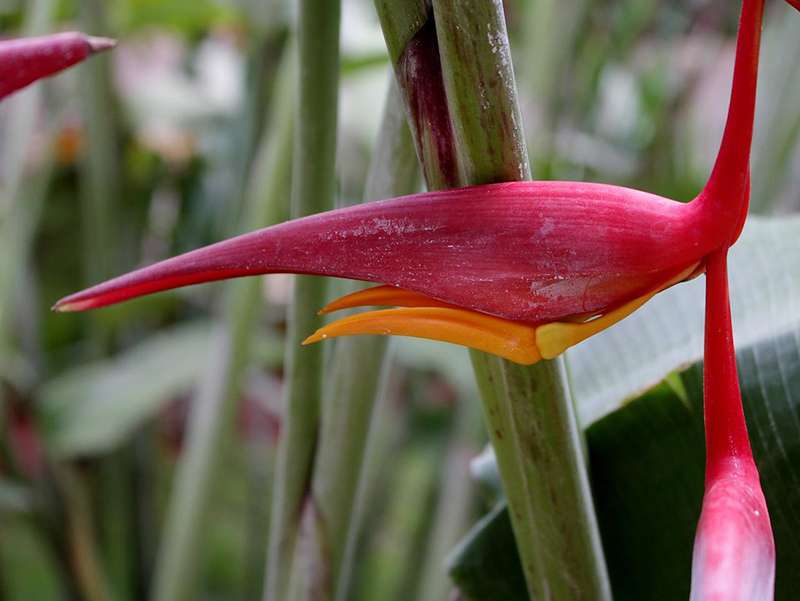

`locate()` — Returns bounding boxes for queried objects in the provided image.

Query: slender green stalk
[292,79,419,600]
[375,1,612,598]
[75,6,134,598]
[522,0,588,168]
[333,360,405,601]
[54,466,111,601]
[150,47,295,601]
[355,445,440,601]
[415,396,482,601]
[77,0,119,290]
[264,1,340,598]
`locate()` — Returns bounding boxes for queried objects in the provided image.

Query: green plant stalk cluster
[151,46,295,601]
[375,0,611,598]
[264,0,340,599]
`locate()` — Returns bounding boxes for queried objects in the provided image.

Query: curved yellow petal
[319,285,455,314]
[304,307,541,365]
[536,263,699,358]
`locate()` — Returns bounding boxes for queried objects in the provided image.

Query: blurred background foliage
[0,0,798,600]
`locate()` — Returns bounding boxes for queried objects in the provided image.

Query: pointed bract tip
[87,36,117,54]
[51,298,90,313]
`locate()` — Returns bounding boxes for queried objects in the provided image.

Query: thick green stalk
[435,4,610,598]
[298,79,419,600]
[433,3,611,598]
[376,1,612,598]
[431,3,528,185]
[263,1,340,599]
[150,47,295,601]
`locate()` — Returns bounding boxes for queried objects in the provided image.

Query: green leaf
[570,215,800,425]
[446,503,527,601]
[449,326,800,600]
[39,322,213,458]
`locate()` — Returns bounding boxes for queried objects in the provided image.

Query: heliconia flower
[54,0,796,368]
[0,31,116,101]
[690,250,774,601]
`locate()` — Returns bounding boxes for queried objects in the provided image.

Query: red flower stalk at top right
[53,1,797,597]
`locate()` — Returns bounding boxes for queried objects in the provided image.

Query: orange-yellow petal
[304,306,541,365]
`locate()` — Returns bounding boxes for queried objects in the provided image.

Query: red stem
[703,249,757,484]
[696,0,764,242]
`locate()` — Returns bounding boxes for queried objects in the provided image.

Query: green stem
[150,46,295,601]
[432,1,528,184]
[435,4,611,597]
[333,359,405,601]
[522,0,588,169]
[415,396,482,601]
[264,0,341,598]
[296,79,419,600]
[54,466,111,601]
[354,445,440,601]
[77,0,120,290]
[378,0,612,598]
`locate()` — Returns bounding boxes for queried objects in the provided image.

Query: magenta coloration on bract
[53,181,716,321]
[0,31,115,101]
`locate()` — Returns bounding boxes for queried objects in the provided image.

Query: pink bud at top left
[0,31,115,101]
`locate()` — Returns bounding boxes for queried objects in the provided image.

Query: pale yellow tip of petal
[537,293,653,358]
[536,262,699,358]
[51,299,89,313]
[302,331,327,345]
[88,36,117,54]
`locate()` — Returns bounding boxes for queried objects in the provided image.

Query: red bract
[0,31,115,101]
[55,1,793,366]
[53,182,712,362]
